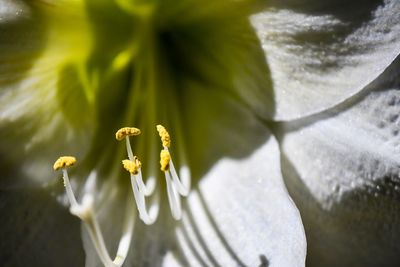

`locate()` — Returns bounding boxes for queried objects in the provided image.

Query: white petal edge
[251,0,400,120]
[277,56,400,266]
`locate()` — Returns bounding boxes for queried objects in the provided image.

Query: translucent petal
[82,80,306,267]
[252,0,400,120]
[0,1,94,185]
[81,179,169,267]
[277,56,400,266]
[81,183,130,267]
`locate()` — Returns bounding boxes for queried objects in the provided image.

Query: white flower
[0,0,399,266]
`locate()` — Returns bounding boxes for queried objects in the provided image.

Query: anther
[155,124,191,220]
[156,124,170,148]
[116,127,141,161]
[53,156,76,170]
[115,127,141,141]
[122,157,141,175]
[160,150,171,171]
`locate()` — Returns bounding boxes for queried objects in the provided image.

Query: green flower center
[47,0,264,183]
[44,0,269,265]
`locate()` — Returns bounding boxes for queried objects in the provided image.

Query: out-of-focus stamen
[53,157,133,267]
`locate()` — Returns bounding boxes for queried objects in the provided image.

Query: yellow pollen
[156,125,170,148]
[122,157,141,175]
[160,150,171,171]
[53,156,77,171]
[115,127,141,141]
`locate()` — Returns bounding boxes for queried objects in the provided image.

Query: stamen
[116,126,155,196]
[116,127,138,165]
[53,156,78,208]
[122,158,158,225]
[54,156,133,267]
[115,127,141,141]
[131,170,159,225]
[155,125,190,220]
[122,157,141,175]
[165,170,182,220]
[156,124,171,148]
[53,156,76,170]
[168,156,190,197]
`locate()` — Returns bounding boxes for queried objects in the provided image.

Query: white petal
[0,2,95,185]
[278,57,400,266]
[174,136,306,267]
[161,251,184,267]
[0,0,30,22]
[252,0,400,120]
[174,85,306,267]
[0,187,84,266]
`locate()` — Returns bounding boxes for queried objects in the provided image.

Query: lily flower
[0,0,399,267]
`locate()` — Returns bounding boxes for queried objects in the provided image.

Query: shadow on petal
[267,0,381,26]
[182,84,272,186]
[276,55,400,267]
[0,1,47,88]
[281,154,400,267]
[252,0,400,120]
[0,187,84,267]
[172,136,306,267]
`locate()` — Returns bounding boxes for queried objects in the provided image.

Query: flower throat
[49,1,261,266]
[53,124,190,267]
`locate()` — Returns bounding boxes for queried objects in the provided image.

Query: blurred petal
[81,183,132,267]
[277,56,400,266]
[80,178,169,267]
[0,187,84,266]
[252,0,400,120]
[171,84,306,267]
[0,1,94,185]
[162,251,184,267]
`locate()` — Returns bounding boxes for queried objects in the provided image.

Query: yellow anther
[115,127,141,141]
[160,150,171,171]
[122,157,141,175]
[156,125,170,148]
[53,156,77,171]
